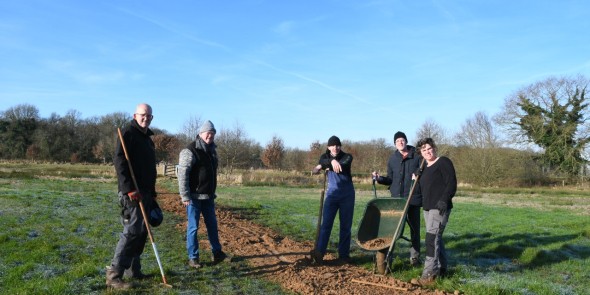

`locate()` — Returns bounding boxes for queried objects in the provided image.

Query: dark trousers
[407,204,421,259]
[110,192,152,273]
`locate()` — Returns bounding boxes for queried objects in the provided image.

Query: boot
[124,256,148,279]
[213,250,227,264]
[410,274,436,286]
[106,266,133,289]
[188,258,202,269]
[310,249,324,264]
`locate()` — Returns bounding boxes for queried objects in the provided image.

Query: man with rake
[107,103,158,289]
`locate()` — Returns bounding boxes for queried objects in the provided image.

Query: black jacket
[114,120,157,195]
[377,145,423,206]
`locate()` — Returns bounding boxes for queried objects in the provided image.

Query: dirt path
[158,189,454,295]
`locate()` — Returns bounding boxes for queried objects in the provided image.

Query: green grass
[2,163,589,295]
[161,178,590,295]
[0,168,287,294]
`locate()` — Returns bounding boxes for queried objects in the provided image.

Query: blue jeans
[186,198,222,260]
[317,191,355,258]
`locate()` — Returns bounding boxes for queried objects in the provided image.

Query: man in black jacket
[372,131,423,266]
[107,103,157,289]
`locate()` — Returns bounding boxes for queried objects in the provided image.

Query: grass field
[1,163,589,294]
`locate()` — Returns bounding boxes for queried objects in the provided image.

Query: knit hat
[327,135,341,146]
[394,131,407,142]
[199,120,216,134]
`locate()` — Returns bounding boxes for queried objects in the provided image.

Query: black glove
[413,167,423,177]
[436,200,447,216]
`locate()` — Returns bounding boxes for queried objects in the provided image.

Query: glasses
[135,113,154,119]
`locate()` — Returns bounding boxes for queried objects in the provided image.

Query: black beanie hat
[394,131,407,142]
[327,135,342,146]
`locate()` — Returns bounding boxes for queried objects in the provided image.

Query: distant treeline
[2,72,590,189]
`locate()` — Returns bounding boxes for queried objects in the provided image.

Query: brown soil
[158,189,455,295]
[358,238,392,251]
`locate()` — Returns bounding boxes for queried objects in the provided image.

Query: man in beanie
[311,135,355,264]
[107,103,157,289]
[177,120,227,269]
[372,131,423,267]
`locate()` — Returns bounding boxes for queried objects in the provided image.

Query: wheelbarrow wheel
[375,249,387,275]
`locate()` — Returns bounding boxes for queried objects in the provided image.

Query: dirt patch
[157,188,455,295]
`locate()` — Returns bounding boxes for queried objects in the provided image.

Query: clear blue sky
[1,1,589,149]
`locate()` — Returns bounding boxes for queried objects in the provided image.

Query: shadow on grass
[448,232,590,271]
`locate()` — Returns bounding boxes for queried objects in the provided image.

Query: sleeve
[177,148,196,202]
[318,152,332,169]
[379,158,394,185]
[441,157,457,201]
[114,129,134,194]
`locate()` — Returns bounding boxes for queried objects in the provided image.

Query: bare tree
[415,118,450,155]
[152,133,181,163]
[456,111,500,148]
[179,115,202,144]
[261,135,285,169]
[215,122,261,173]
[454,111,504,186]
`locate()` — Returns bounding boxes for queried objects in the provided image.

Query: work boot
[106,266,133,289]
[124,256,148,279]
[410,274,436,286]
[310,250,324,264]
[409,257,422,267]
[188,259,202,269]
[338,256,352,264]
[124,269,149,279]
[213,250,227,264]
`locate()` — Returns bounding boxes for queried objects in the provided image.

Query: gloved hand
[436,200,447,216]
[128,191,142,201]
[414,167,423,177]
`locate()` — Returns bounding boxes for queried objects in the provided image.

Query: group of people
[105,103,457,289]
[106,103,226,289]
[311,131,457,287]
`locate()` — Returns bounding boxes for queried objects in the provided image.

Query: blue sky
[1,1,589,149]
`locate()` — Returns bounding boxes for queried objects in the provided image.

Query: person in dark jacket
[107,103,157,289]
[177,120,226,269]
[310,135,355,263]
[372,131,423,266]
[411,137,457,286]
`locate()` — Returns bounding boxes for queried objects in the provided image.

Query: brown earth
[158,189,456,295]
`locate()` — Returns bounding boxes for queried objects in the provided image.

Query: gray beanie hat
[199,120,216,134]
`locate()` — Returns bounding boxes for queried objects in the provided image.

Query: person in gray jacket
[372,131,423,266]
[177,120,226,269]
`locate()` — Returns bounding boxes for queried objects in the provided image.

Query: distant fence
[159,163,178,178]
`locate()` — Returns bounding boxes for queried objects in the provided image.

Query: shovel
[117,128,172,288]
[311,169,328,263]
[383,158,425,275]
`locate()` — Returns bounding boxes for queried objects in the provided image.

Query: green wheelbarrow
[356,193,409,274]
[356,160,424,275]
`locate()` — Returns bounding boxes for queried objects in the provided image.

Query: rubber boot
[106,266,133,289]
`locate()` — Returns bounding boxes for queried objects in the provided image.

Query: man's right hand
[128,191,142,201]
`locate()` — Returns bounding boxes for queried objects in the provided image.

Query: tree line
[1,75,588,186]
